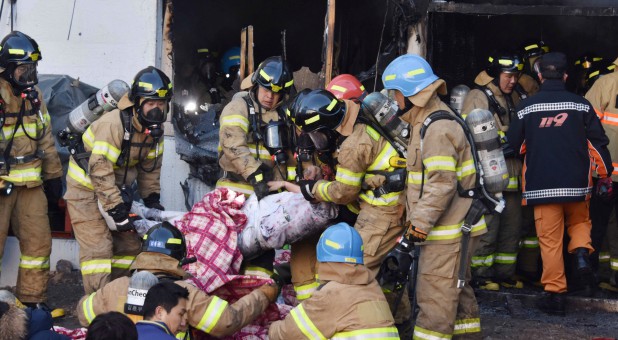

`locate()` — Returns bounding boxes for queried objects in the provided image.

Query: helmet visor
[14,63,38,88]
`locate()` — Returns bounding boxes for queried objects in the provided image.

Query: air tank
[450,84,470,114]
[65,79,130,134]
[464,108,508,194]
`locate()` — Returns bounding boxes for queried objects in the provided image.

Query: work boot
[599,271,618,293]
[499,278,524,289]
[536,292,565,316]
[574,248,592,273]
[471,278,499,291]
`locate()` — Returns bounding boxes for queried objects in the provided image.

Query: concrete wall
[1,0,191,287]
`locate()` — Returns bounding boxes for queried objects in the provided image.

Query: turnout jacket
[461,71,526,191]
[0,79,62,186]
[64,95,162,211]
[507,79,613,205]
[268,262,398,340]
[403,80,487,244]
[77,252,272,338]
[585,58,618,181]
[311,101,405,208]
[218,91,295,183]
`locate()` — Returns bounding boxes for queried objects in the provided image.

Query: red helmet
[326,74,367,101]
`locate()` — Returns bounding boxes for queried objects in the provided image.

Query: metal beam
[429,2,618,16]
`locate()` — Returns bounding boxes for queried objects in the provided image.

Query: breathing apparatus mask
[137,100,168,139]
[362,92,410,150]
[263,120,290,164]
[5,62,38,92]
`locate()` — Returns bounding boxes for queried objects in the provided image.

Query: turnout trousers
[0,186,51,303]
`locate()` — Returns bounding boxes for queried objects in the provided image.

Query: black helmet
[521,40,548,62]
[292,89,345,133]
[142,222,187,262]
[286,88,312,120]
[129,66,173,103]
[574,53,603,70]
[251,56,294,93]
[0,31,42,90]
[486,51,524,78]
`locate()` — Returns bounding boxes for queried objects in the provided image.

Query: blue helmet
[382,54,438,97]
[221,47,241,75]
[317,223,364,264]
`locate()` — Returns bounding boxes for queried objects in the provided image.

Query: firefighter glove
[299,180,317,201]
[596,177,614,201]
[248,165,272,200]
[143,192,165,210]
[258,281,280,304]
[43,177,63,204]
[405,223,428,242]
[107,203,136,232]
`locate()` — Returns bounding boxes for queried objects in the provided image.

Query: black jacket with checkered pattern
[507,79,613,205]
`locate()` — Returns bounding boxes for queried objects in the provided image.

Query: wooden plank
[248,25,254,75]
[240,27,247,79]
[429,2,618,16]
[324,0,336,86]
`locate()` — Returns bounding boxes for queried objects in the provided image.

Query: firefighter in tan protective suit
[269,222,399,339]
[0,31,63,306]
[77,222,279,338]
[461,52,529,291]
[585,57,618,292]
[383,54,486,340]
[289,89,410,333]
[64,67,170,294]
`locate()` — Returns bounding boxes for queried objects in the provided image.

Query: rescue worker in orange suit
[585,57,618,293]
[519,40,549,96]
[268,222,399,340]
[0,31,62,307]
[64,67,170,294]
[507,52,613,315]
[77,222,279,338]
[217,56,299,291]
[461,52,527,291]
[289,89,410,333]
[383,54,486,340]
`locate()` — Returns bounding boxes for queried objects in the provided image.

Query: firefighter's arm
[36,98,63,180]
[219,100,262,179]
[584,104,614,178]
[268,292,336,340]
[460,89,489,118]
[136,137,163,199]
[178,281,271,337]
[76,288,112,326]
[410,121,461,233]
[85,122,124,211]
[584,78,610,114]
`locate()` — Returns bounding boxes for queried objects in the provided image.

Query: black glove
[106,203,136,232]
[299,180,317,201]
[43,178,63,204]
[248,166,272,201]
[143,193,165,210]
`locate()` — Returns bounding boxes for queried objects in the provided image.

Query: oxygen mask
[12,63,38,90]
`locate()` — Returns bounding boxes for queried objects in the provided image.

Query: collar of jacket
[408,78,447,108]
[400,90,449,126]
[317,262,374,285]
[130,252,188,279]
[336,99,360,137]
[474,70,494,86]
[540,79,566,91]
[137,320,174,335]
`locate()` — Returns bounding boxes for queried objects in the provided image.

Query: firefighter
[585,57,618,292]
[289,89,410,332]
[64,66,170,294]
[268,222,399,339]
[326,74,368,102]
[573,53,604,96]
[0,31,63,306]
[383,54,486,339]
[508,52,612,314]
[519,40,549,95]
[76,222,279,338]
[462,51,528,291]
[217,55,295,199]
